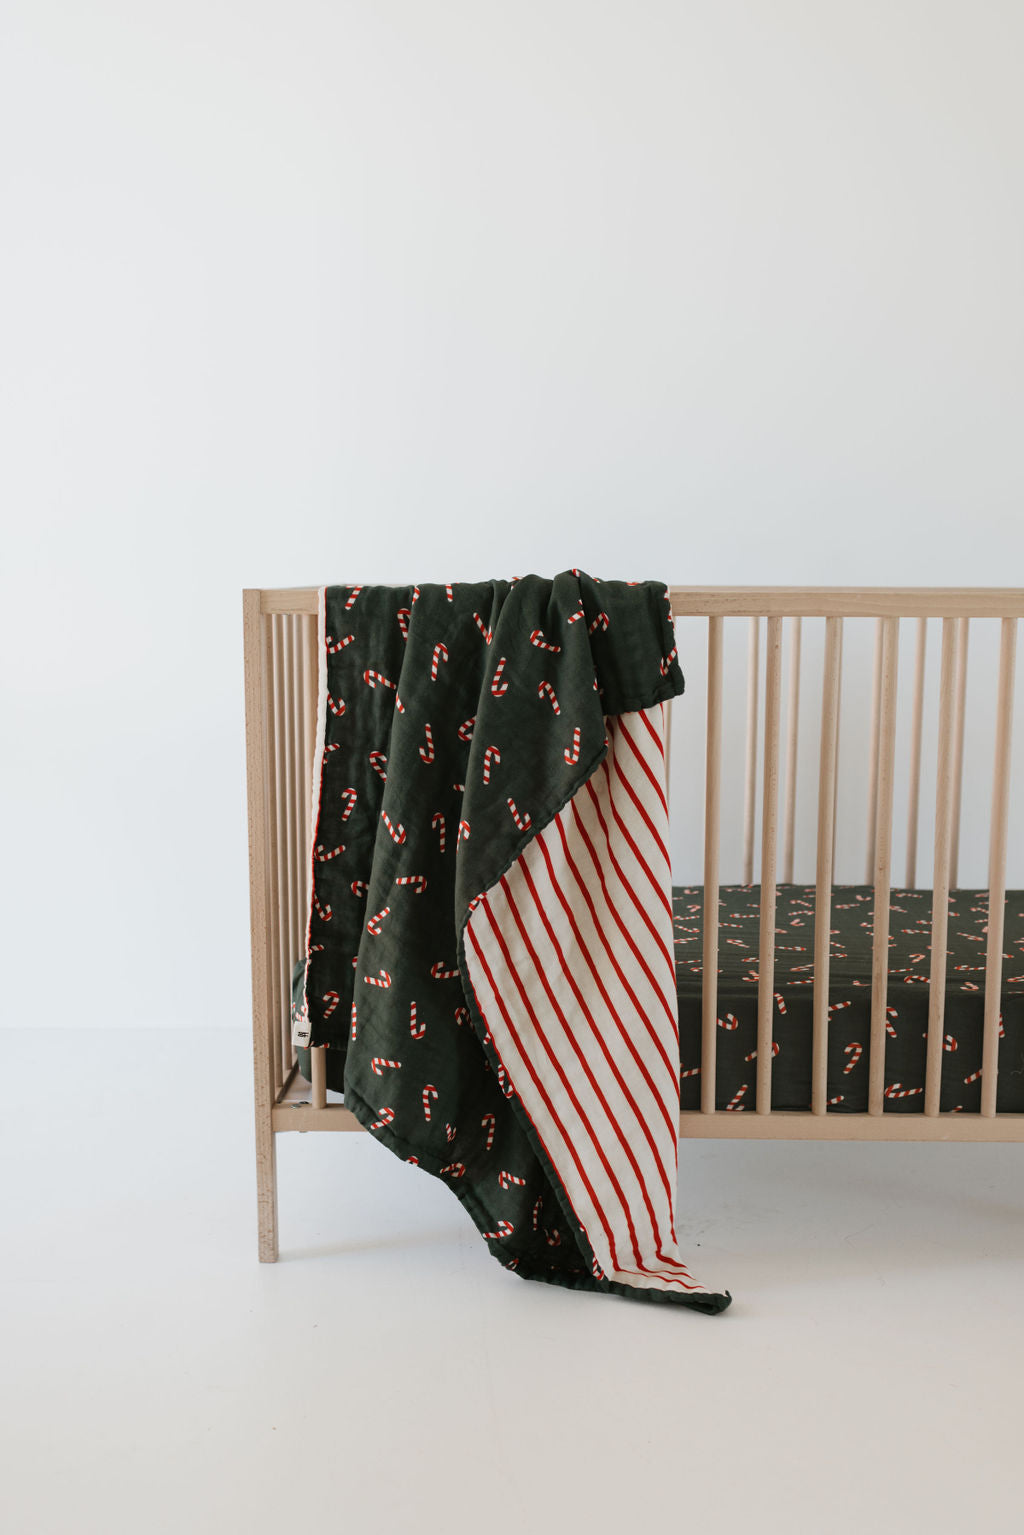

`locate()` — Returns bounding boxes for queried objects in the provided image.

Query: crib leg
[256,1120,279,1262]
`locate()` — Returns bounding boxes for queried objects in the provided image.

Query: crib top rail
[254,585,1024,618]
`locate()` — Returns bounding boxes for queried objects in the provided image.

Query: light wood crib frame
[243,586,1024,1262]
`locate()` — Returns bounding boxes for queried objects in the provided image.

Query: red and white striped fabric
[464,702,715,1300]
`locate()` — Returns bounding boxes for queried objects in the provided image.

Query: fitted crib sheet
[675,885,1024,1113]
[292,885,1024,1113]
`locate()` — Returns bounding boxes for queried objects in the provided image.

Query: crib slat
[756,617,783,1114]
[743,617,760,885]
[832,620,843,871]
[263,616,283,1100]
[243,592,280,1261]
[868,617,900,1116]
[981,618,1017,1117]
[701,616,723,1115]
[924,620,958,1117]
[865,618,884,883]
[311,1044,328,1109]
[272,616,294,1084]
[782,618,801,883]
[812,618,842,1115]
[905,617,928,889]
[949,618,970,890]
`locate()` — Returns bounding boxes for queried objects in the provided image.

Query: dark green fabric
[674,884,1024,1113]
[301,573,728,1311]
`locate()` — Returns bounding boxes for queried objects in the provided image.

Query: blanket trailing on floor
[294,571,732,1313]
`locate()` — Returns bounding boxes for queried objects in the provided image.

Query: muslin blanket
[293,571,731,1313]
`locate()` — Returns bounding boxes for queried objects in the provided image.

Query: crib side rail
[243,593,320,1127]
[670,587,1023,1129]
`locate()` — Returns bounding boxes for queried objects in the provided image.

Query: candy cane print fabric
[463,704,720,1302]
[300,574,731,1314]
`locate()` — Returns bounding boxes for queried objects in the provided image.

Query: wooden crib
[243,586,1024,1263]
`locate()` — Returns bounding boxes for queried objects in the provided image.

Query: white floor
[2,1028,1021,1535]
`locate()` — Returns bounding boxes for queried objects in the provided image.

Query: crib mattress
[293,885,1024,1114]
[675,885,1024,1114]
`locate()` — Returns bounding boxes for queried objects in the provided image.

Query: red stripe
[612,713,673,861]
[517,846,677,1173]
[640,702,667,761]
[468,906,629,1273]
[468,906,702,1291]
[575,785,679,1030]
[585,767,675,966]
[548,813,680,1092]
[614,710,669,817]
[512,853,680,1250]
[602,738,674,911]
[497,878,650,1271]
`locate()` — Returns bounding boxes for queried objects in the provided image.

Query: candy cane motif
[344,587,362,611]
[886,1006,899,1038]
[440,1163,465,1179]
[482,746,501,784]
[496,1064,515,1098]
[312,895,332,922]
[394,694,406,714]
[431,961,460,980]
[481,1113,496,1151]
[537,681,560,714]
[445,1123,457,1143]
[498,1171,527,1190]
[587,612,609,635]
[529,629,561,653]
[454,1006,469,1027]
[563,727,581,765]
[371,1057,401,1076]
[885,1082,924,1099]
[364,668,396,693]
[395,874,428,894]
[366,906,391,936]
[419,723,435,764]
[457,819,471,846]
[327,693,346,717]
[829,1001,852,1016]
[369,751,388,782]
[411,585,421,606]
[381,811,406,844]
[431,812,446,852]
[445,582,455,602]
[326,633,355,654]
[725,1085,749,1111]
[506,798,531,831]
[532,1196,543,1231]
[351,879,368,898]
[774,993,787,1015]
[350,1002,358,1040]
[827,1095,845,1106]
[567,605,585,624]
[458,716,476,741]
[482,1222,514,1240]
[396,608,410,642]
[544,1229,561,1246]
[718,1014,739,1031]
[322,991,340,1021]
[422,1085,438,1120]
[315,843,345,862]
[409,1002,425,1039]
[473,612,493,645]
[843,1042,863,1074]
[364,969,392,988]
[680,1064,701,1078]
[744,1042,780,1062]
[490,658,508,696]
[339,788,358,822]
[964,1068,984,1085]
[369,1106,394,1129]
[430,642,448,681]
[659,646,679,678]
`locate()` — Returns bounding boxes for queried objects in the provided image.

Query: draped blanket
[295,572,731,1314]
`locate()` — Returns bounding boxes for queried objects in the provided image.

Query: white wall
[2,0,1022,1028]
